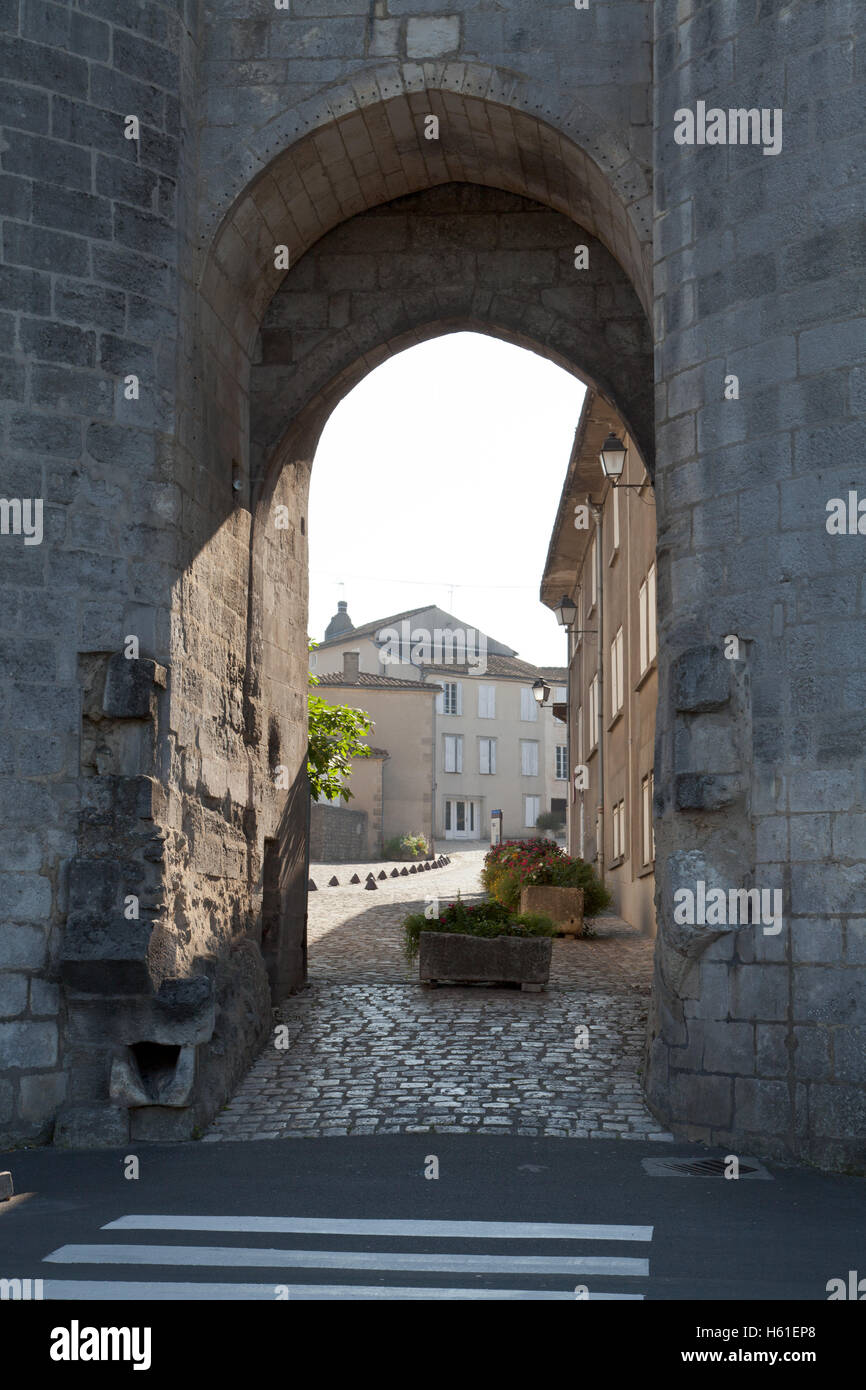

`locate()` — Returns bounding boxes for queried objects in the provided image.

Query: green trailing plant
[307,640,373,803]
[402,894,556,965]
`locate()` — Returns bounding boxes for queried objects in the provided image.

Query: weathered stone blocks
[419,932,552,988]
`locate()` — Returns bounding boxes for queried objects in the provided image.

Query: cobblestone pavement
[205,844,673,1142]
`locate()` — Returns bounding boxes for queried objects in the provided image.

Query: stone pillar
[648,0,866,1169]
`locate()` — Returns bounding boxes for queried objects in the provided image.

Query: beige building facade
[542,390,658,935]
[312,651,436,855]
[313,606,568,843]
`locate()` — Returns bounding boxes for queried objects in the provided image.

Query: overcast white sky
[308,332,586,668]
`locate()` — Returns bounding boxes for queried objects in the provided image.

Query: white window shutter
[639,580,648,674]
[480,740,489,775]
[490,739,496,774]
[435,682,445,714]
[456,681,463,716]
[456,736,463,773]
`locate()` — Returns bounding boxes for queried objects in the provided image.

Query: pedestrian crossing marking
[104,1215,653,1242]
[41,1211,653,1301]
[40,1280,644,1301]
[46,1245,650,1277]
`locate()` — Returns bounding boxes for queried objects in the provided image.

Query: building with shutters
[312,604,568,842]
[541,389,658,935]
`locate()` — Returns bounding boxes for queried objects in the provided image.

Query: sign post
[490,810,503,846]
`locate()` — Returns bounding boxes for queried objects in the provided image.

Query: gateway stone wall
[0,0,863,1168]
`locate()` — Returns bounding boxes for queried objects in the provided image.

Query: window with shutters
[555,745,567,779]
[638,562,657,676]
[443,734,463,773]
[612,799,626,861]
[520,686,538,722]
[588,536,597,611]
[477,684,496,718]
[441,681,461,715]
[577,704,584,764]
[520,740,539,776]
[588,675,599,750]
[479,737,496,775]
[611,484,620,555]
[524,795,540,828]
[642,772,655,865]
[610,626,624,718]
[647,562,657,663]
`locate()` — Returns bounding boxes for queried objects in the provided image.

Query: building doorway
[444,798,478,840]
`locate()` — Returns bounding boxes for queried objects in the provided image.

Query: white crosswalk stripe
[104,1215,653,1241]
[41,1281,644,1301]
[42,1215,653,1301]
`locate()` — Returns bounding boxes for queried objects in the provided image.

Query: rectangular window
[554,686,567,703]
[479,737,496,775]
[440,681,462,715]
[555,745,568,779]
[639,562,657,676]
[444,734,463,773]
[577,704,584,764]
[524,794,540,828]
[520,686,538,722]
[610,626,624,718]
[647,561,657,663]
[612,483,620,554]
[477,684,496,718]
[642,772,655,865]
[588,674,599,749]
[639,578,648,675]
[588,536,597,611]
[521,740,539,776]
[612,799,626,861]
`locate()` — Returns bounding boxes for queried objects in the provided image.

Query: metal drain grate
[642,1155,773,1179]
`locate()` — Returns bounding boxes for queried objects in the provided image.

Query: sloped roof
[316,605,429,646]
[315,671,434,692]
[315,603,517,657]
[423,654,564,681]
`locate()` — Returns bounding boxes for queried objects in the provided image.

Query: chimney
[343,650,360,682]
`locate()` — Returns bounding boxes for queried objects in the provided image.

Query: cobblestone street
[205,846,673,1142]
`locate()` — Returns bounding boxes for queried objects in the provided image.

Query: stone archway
[240,184,653,1018]
[141,84,653,1142]
[2,5,862,1169]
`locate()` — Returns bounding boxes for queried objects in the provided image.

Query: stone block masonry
[646,0,866,1171]
[0,0,863,1168]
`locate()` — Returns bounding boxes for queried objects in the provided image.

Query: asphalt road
[0,1135,861,1304]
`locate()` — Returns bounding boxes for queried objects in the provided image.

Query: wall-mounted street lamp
[553,594,578,628]
[532,678,551,706]
[599,431,643,489]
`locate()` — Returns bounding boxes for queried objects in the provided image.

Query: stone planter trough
[519,885,584,938]
[418,931,552,992]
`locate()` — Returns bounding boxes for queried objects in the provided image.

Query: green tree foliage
[307,641,373,802]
